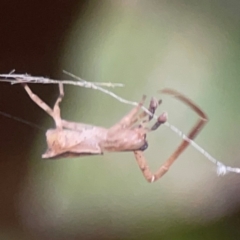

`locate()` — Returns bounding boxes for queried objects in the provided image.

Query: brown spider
[21,82,207,183]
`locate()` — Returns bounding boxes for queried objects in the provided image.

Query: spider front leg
[109,96,162,138]
[138,98,162,123]
[134,89,208,183]
[108,95,147,135]
[133,112,168,183]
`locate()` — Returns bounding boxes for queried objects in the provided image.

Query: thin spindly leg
[52,83,64,129]
[21,82,54,118]
[20,81,65,129]
[109,96,162,135]
[133,112,167,182]
[138,98,162,122]
[134,89,208,183]
[108,95,146,134]
[134,98,162,129]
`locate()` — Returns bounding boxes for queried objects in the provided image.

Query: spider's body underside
[20,82,207,183]
[44,121,148,158]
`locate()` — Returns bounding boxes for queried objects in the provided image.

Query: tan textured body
[43,121,147,159]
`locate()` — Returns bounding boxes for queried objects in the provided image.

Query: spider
[20,82,207,183]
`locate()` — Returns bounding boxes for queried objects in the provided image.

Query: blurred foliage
[1,0,240,239]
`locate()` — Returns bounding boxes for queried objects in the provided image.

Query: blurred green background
[0,1,240,239]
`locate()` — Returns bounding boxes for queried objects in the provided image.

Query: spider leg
[150,112,168,131]
[140,98,162,121]
[108,95,146,134]
[52,83,64,129]
[20,82,54,118]
[137,98,165,131]
[134,89,208,183]
[19,81,64,129]
[137,98,162,128]
[134,151,156,182]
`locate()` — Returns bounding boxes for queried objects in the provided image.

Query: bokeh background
[0,1,240,239]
